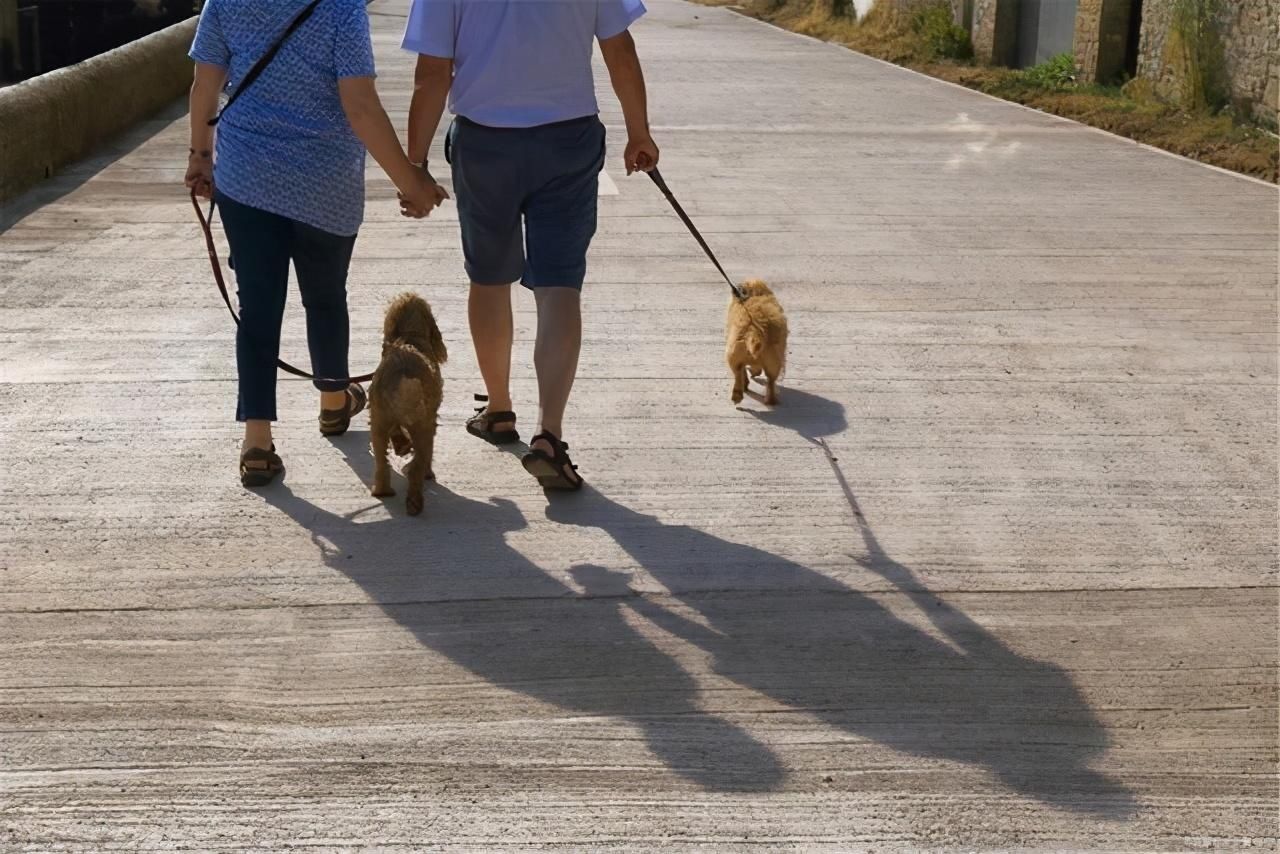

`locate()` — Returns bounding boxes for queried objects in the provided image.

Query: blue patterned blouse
[190,0,377,236]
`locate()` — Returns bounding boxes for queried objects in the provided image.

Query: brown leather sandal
[319,383,367,437]
[522,431,583,491]
[240,444,284,488]
[466,394,519,445]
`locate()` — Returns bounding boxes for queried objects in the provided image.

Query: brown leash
[648,168,746,302]
[191,189,375,384]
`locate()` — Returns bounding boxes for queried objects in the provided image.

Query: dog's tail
[389,377,427,423]
[744,322,766,360]
[377,345,432,420]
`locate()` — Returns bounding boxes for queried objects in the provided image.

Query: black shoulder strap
[208,0,325,127]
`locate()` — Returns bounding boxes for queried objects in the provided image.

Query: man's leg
[469,282,515,432]
[451,118,525,435]
[520,117,604,485]
[532,286,582,444]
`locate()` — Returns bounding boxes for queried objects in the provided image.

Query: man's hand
[185,152,214,200]
[398,167,449,218]
[624,134,659,175]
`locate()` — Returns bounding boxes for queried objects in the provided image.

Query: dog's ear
[426,314,448,364]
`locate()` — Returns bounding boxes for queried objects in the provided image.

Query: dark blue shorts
[447,114,605,290]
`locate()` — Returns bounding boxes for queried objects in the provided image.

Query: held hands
[399,165,449,219]
[185,150,214,199]
[624,133,659,175]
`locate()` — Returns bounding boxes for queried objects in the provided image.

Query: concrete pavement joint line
[725,7,1279,190]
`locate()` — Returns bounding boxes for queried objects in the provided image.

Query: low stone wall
[0,18,196,203]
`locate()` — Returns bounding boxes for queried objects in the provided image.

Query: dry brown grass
[698,0,1278,182]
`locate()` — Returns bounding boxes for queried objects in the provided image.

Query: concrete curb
[0,18,197,203]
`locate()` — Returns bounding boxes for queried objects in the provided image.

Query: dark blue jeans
[216,191,356,422]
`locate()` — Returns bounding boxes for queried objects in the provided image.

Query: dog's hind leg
[403,422,435,517]
[763,355,783,406]
[729,356,748,404]
[370,414,396,498]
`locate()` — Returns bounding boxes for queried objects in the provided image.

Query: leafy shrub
[1018,53,1078,89]
[910,3,973,61]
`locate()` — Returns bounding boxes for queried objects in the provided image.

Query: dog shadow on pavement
[261,430,786,794]
[739,382,848,444]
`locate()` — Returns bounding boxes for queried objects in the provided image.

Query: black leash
[191,190,375,384]
[647,168,745,301]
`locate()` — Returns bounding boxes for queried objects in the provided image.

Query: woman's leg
[217,193,292,450]
[291,220,358,411]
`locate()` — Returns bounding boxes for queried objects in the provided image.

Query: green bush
[910,3,973,61]
[1018,53,1078,89]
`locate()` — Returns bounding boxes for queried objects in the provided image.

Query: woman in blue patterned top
[185,0,446,487]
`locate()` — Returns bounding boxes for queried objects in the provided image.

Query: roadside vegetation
[697,0,1278,182]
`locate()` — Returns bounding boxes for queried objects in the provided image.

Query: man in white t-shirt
[403,0,658,491]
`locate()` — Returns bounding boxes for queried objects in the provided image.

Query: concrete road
[2,0,1276,849]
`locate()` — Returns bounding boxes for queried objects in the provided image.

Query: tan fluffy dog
[370,293,447,516]
[726,280,788,406]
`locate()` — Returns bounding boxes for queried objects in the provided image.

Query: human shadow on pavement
[260,431,785,793]
[545,485,1137,818]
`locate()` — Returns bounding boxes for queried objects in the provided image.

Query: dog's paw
[731,390,744,404]
[372,485,396,498]
[406,491,424,516]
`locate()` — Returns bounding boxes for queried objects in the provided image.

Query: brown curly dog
[726,279,788,406]
[369,292,447,516]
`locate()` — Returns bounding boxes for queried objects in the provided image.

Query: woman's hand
[187,63,225,199]
[185,151,214,200]
[398,167,449,218]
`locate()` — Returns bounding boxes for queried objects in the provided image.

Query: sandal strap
[530,431,578,471]
[346,382,367,416]
[241,445,282,470]
[468,409,516,424]
[470,393,516,423]
[320,383,366,424]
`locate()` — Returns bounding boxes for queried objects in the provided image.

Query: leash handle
[191,189,374,384]
[208,0,325,127]
[647,168,745,301]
